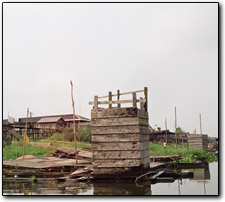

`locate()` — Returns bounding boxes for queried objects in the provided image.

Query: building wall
[35,119,65,129]
[187,134,208,152]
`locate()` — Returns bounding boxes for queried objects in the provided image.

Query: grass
[3,139,91,160]
[149,142,190,156]
[149,142,218,163]
[3,139,217,163]
[39,139,91,149]
[3,141,55,160]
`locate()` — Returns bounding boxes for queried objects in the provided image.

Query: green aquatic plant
[31,176,36,182]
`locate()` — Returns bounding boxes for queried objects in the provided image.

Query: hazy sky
[3,2,218,137]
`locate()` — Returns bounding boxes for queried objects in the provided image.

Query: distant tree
[154,124,161,131]
[176,127,185,136]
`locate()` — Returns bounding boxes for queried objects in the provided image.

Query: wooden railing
[89,87,148,111]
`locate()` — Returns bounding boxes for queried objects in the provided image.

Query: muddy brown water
[3,162,218,195]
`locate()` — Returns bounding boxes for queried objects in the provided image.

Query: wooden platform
[150,155,180,162]
[3,157,91,169]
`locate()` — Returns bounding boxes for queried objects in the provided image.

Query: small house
[36,117,65,130]
[187,134,208,152]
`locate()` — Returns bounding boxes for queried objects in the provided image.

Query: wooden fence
[89,87,148,111]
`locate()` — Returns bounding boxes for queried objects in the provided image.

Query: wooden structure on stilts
[89,87,150,179]
[187,134,208,152]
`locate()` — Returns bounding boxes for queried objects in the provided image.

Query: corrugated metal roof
[37,117,63,123]
[64,118,90,122]
[19,114,90,123]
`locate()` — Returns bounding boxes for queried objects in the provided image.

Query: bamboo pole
[23,108,29,159]
[16,137,18,158]
[165,117,168,144]
[199,113,202,135]
[175,107,178,150]
[70,81,78,165]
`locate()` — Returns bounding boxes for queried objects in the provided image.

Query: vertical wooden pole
[144,87,148,112]
[175,107,178,150]
[165,117,168,144]
[16,137,18,158]
[117,90,120,108]
[94,96,98,109]
[23,108,29,159]
[182,136,184,157]
[30,112,32,140]
[140,97,144,110]
[132,92,137,108]
[70,81,78,165]
[109,91,112,108]
[199,113,202,135]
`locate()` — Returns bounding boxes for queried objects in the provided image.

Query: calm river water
[3,162,218,196]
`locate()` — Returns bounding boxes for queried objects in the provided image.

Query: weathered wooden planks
[187,134,208,152]
[93,159,142,168]
[92,133,149,142]
[91,107,148,119]
[92,141,149,151]
[91,107,150,178]
[93,150,140,159]
[93,156,150,168]
[93,149,149,160]
[91,117,149,127]
[91,125,150,135]
[3,157,91,169]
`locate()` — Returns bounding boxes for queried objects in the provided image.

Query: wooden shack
[89,88,150,179]
[187,134,208,152]
[36,117,65,130]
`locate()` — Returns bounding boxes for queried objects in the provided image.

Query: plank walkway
[3,157,91,169]
[3,157,171,170]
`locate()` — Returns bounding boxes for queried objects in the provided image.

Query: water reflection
[93,181,151,195]
[189,163,211,195]
[3,181,93,195]
[151,162,218,195]
[3,162,218,195]
[191,163,210,181]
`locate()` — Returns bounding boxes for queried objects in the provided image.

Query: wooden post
[175,107,178,150]
[109,91,112,108]
[182,136,184,157]
[23,108,29,159]
[140,97,144,110]
[144,87,148,112]
[30,112,32,140]
[16,137,18,158]
[70,81,78,165]
[132,92,137,108]
[117,90,120,108]
[199,113,202,135]
[165,117,168,144]
[94,96,98,109]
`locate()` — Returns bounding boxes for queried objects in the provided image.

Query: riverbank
[3,140,218,163]
[149,142,218,163]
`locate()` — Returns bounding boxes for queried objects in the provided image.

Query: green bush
[149,142,218,163]
[48,133,65,141]
[3,133,12,147]
[77,126,91,143]
[62,127,74,142]
[47,126,91,143]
